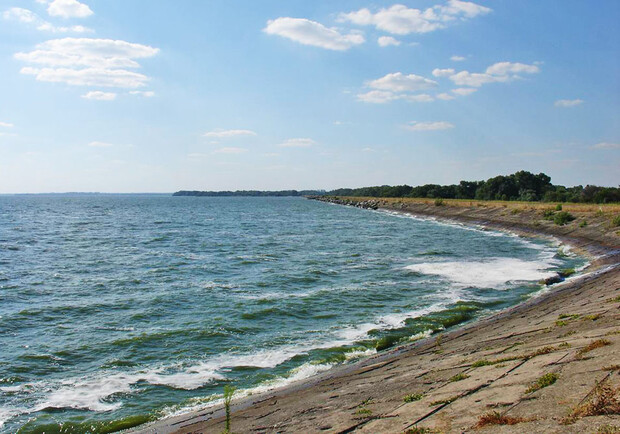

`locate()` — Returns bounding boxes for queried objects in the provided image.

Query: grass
[405,427,438,434]
[563,381,620,424]
[355,408,372,416]
[403,393,424,403]
[597,425,620,434]
[434,198,444,206]
[577,339,611,357]
[429,395,459,406]
[603,365,620,371]
[475,411,527,428]
[223,385,235,434]
[582,313,602,321]
[607,295,620,303]
[555,320,568,327]
[525,372,559,394]
[613,215,620,227]
[579,220,588,227]
[558,313,580,319]
[335,196,620,213]
[448,373,470,382]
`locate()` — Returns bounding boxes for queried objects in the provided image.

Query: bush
[554,211,576,225]
[434,198,444,206]
[543,209,555,220]
[612,215,620,227]
[579,220,588,228]
[555,203,563,211]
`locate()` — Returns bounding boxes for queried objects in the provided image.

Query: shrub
[434,198,444,206]
[613,215,620,227]
[554,211,576,225]
[555,203,563,211]
[563,382,620,424]
[223,385,235,434]
[475,411,527,427]
[579,220,588,227]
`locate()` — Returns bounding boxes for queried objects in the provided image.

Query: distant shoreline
[132,196,620,433]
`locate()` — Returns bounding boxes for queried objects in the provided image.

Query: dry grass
[563,382,620,424]
[577,339,612,358]
[475,411,527,428]
[340,196,620,213]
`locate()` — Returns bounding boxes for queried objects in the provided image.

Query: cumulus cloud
[15,37,159,89]
[452,87,477,96]
[264,17,364,50]
[47,0,93,18]
[367,72,437,92]
[357,72,436,103]
[554,99,584,108]
[81,90,116,100]
[213,147,247,154]
[377,36,400,47]
[590,142,620,150]
[0,122,14,128]
[87,141,114,147]
[404,121,455,131]
[203,129,257,138]
[278,138,315,147]
[129,90,155,97]
[437,93,455,100]
[450,55,466,61]
[447,61,540,87]
[432,68,455,77]
[3,7,92,33]
[338,1,491,35]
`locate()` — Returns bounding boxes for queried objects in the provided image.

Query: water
[0,195,585,433]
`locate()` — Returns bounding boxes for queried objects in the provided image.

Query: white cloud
[437,93,455,100]
[129,90,155,97]
[338,1,491,35]
[213,147,247,154]
[278,138,315,148]
[47,0,93,18]
[87,141,114,147]
[81,90,116,100]
[591,142,620,150]
[21,66,150,88]
[404,121,454,131]
[15,38,159,89]
[450,55,466,62]
[264,17,364,51]
[401,93,434,102]
[452,87,477,96]
[554,99,584,108]
[448,61,540,87]
[358,72,436,103]
[367,72,437,92]
[187,152,209,158]
[3,7,92,33]
[203,129,257,138]
[0,122,14,128]
[357,90,398,103]
[377,36,400,47]
[432,68,455,77]
[485,61,539,76]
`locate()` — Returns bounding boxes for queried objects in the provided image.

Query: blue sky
[0,0,618,193]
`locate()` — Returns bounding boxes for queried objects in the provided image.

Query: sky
[0,0,618,193]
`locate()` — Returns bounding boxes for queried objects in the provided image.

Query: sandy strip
[132,199,620,433]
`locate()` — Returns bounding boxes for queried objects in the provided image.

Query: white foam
[405,257,555,288]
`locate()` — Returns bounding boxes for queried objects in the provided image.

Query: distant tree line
[173,189,326,197]
[327,171,620,203]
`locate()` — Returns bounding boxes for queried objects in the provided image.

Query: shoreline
[132,197,620,433]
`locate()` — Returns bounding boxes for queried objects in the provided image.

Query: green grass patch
[448,373,470,382]
[525,372,559,394]
[403,393,424,403]
[554,211,576,225]
[558,313,580,320]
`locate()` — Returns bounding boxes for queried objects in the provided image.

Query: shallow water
[0,195,585,433]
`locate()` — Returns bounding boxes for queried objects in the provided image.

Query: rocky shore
[132,197,620,434]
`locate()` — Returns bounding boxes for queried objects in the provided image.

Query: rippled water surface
[0,195,585,432]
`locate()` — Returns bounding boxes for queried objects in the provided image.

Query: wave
[405,257,556,288]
